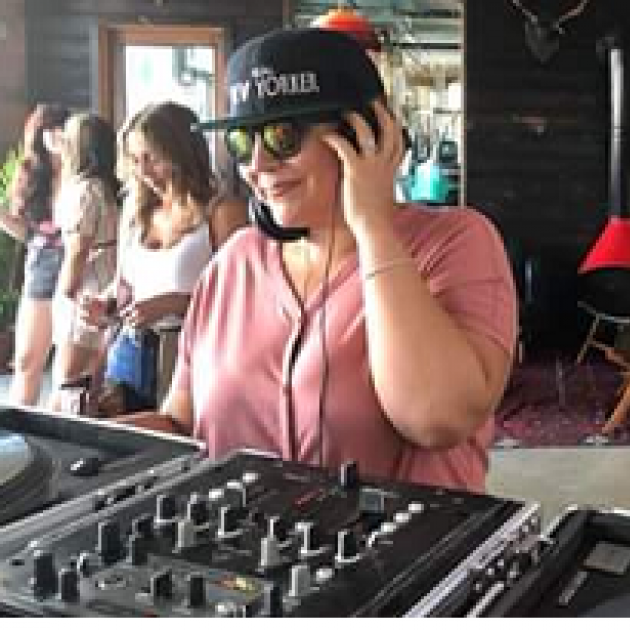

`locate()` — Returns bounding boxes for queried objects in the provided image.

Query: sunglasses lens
[225,128,254,164]
[262,121,303,160]
[226,121,306,165]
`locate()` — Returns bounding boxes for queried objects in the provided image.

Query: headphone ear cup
[248,197,308,242]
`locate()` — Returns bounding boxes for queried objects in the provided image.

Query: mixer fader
[0,450,538,616]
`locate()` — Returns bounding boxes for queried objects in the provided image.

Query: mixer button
[32,550,57,597]
[314,566,335,585]
[186,572,205,608]
[150,569,173,600]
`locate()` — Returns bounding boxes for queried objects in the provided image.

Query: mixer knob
[335,529,361,565]
[150,568,173,600]
[176,518,197,550]
[225,479,247,507]
[261,582,284,617]
[76,551,96,577]
[296,521,324,557]
[128,533,148,566]
[217,505,241,539]
[97,520,122,564]
[187,494,209,526]
[339,460,360,489]
[287,563,311,599]
[156,494,177,522]
[267,515,289,545]
[58,567,79,602]
[131,513,154,538]
[186,572,206,608]
[32,549,57,597]
[259,535,283,570]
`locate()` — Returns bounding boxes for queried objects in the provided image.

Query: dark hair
[62,112,121,204]
[126,101,218,237]
[10,103,70,224]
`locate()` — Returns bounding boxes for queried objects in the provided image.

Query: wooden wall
[0,0,26,162]
[23,0,286,110]
[465,0,630,349]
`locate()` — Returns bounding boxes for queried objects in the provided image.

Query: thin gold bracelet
[363,258,416,281]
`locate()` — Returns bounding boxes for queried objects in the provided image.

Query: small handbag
[103,327,159,411]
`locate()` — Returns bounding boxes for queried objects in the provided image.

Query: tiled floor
[2,369,630,525]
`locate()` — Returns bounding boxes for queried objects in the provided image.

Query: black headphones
[248,197,309,242]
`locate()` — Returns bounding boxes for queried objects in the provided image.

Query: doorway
[96,24,226,169]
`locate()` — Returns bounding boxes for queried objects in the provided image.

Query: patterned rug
[494,356,630,448]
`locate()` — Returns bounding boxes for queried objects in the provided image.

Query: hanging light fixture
[311,4,381,52]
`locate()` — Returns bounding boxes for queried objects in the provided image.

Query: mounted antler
[510,0,590,62]
[555,0,589,34]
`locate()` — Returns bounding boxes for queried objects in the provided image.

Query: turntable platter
[0,429,34,486]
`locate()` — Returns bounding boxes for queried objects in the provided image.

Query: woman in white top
[81,101,247,411]
[46,112,119,411]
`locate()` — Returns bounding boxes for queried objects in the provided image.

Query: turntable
[0,405,201,545]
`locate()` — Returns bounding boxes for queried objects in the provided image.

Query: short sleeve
[60,178,106,239]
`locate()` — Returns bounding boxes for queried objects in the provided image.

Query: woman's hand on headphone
[322,99,405,236]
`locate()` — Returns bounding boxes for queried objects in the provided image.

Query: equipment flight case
[423,505,630,617]
[1,404,630,617]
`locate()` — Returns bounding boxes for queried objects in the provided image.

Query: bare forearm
[356,217,498,447]
[0,211,27,241]
[111,411,190,436]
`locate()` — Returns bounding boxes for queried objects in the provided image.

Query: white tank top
[121,221,212,307]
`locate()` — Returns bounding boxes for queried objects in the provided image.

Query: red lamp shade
[579,216,630,273]
[312,7,381,52]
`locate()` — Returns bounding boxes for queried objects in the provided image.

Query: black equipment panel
[0,406,200,531]
[0,450,530,617]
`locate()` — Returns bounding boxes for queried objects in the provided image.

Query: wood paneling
[0,0,27,160]
[465,0,630,348]
[24,0,286,111]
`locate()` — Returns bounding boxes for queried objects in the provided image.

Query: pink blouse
[172,206,517,492]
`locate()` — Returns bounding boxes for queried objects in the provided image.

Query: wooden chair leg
[602,378,630,433]
[576,314,601,365]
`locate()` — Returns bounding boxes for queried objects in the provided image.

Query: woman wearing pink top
[119,28,517,492]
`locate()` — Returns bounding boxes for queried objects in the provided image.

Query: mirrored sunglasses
[224,120,310,165]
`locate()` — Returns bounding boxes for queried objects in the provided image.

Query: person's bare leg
[10,296,53,406]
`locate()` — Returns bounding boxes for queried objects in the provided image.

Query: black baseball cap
[196,27,385,131]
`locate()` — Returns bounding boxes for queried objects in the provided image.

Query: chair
[601,347,630,433]
[574,301,630,364]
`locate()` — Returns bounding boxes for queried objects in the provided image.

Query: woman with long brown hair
[80,101,247,412]
[0,103,70,405]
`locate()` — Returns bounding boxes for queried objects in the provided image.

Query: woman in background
[0,103,70,405]
[46,112,120,411]
[80,101,247,412]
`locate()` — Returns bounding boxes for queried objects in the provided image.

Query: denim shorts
[23,243,63,300]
